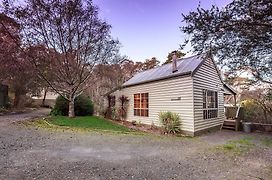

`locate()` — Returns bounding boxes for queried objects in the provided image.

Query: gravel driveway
[0,108,51,127]
[0,111,271,180]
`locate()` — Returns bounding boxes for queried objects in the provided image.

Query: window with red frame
[134,93,149,117]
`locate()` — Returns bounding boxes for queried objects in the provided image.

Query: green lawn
[48,116,133,133]
[220,137,255,155]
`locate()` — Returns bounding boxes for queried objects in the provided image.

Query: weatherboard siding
[193,58,224,132]
[113,76,195,133]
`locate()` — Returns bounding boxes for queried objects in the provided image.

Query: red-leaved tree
[2,0,120,117]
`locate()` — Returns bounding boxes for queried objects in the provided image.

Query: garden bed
[107,119,191,137]
[251,123,272,132]
[108,119,164,135]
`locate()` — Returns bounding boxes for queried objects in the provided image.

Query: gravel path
[0,111,271,180]
[0,108,50,127]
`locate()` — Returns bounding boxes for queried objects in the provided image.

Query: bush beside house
[159,111,181,134]
[242,100,272,124]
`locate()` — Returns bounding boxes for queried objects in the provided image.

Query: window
[203,90,218,119]
[134,93,149,117]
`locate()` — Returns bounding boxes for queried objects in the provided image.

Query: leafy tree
[142,57,160,70]
[25,45,57,106]
[0,14,20,81]
[181,0,272,85]
[86,59,142,114]
[120,59,144,79]
[0,14,41,107]
[163,50,185,65]
[2,0,119,117]
[85,56,159,115]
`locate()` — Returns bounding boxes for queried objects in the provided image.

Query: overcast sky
[93,0,233,62]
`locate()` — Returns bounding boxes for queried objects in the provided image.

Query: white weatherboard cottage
[109,54,235,136]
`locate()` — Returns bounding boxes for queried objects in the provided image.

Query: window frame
[134,93,149,117]
[203,90,218,119]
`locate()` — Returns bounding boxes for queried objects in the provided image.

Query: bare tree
[2,0,119,117]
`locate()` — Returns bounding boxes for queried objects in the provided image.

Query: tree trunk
[42,88,48,106]
[13,91,21,108]
[68,97,75,118]
[263,109,268,124]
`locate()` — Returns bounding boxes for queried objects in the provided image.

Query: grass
[219,137,255,155]
[46,116,134,133]
[261,137,272,147]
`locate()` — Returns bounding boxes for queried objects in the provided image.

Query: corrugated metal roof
[123,55,204,87]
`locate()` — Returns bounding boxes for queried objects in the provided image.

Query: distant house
[108,54,236,136]
[32,89,58,108]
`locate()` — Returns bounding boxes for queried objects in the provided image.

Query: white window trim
[203,90,219,119]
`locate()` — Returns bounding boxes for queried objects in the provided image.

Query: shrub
[51,95,94,116]
[52,96,68,115]
[104,107,112,119]
[241,89,272,124]
[242,100,272,124]
[159,111,181,134]
[104,107,118,120]
[104,95,115,119]
[50,108,62,116]
[0,107,8,113]
[118,95,129,120]
[111,107,118,120]
[74,95,94,116]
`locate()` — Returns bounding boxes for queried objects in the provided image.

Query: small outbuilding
[0,84,8,108]
[108,54,235,136]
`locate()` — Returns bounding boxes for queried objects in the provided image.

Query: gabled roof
[223,83,237,95]
[123,55,205,87]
